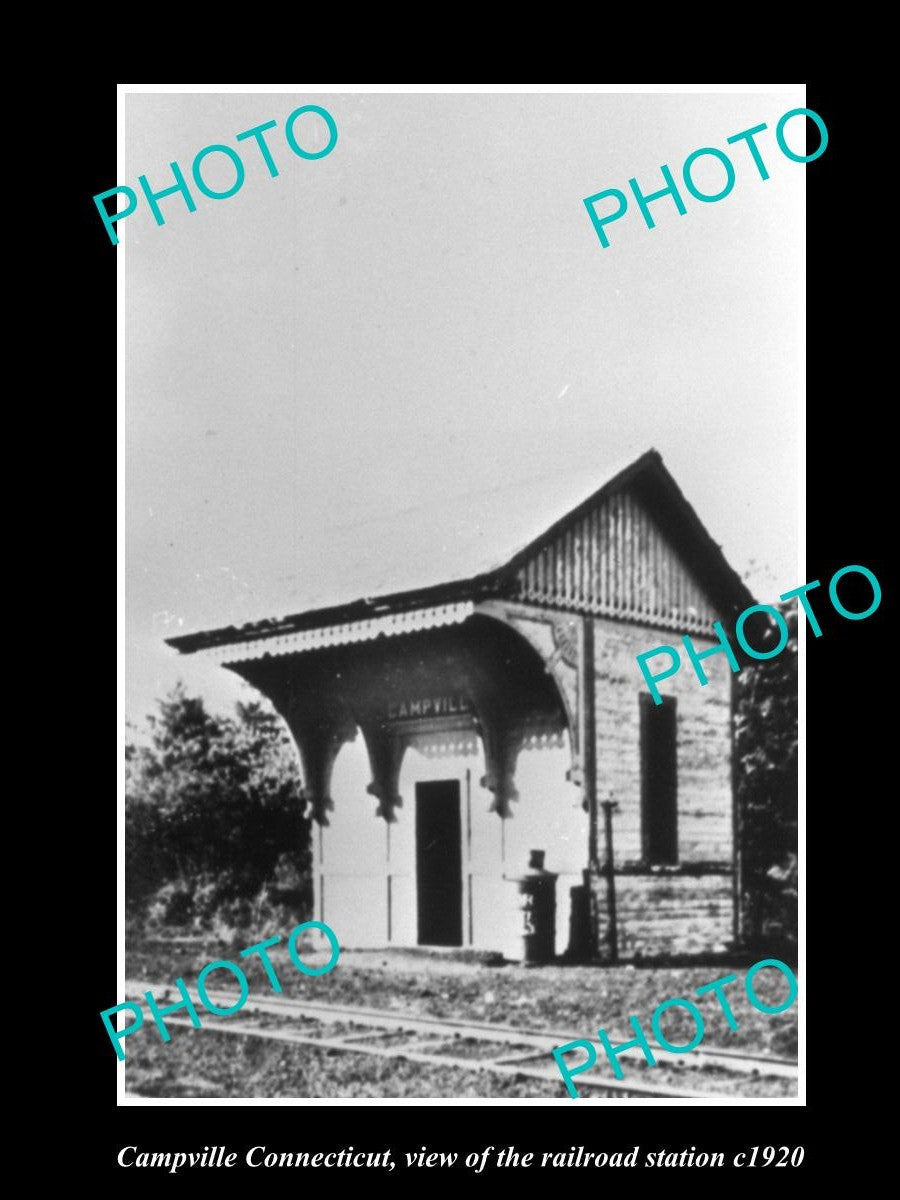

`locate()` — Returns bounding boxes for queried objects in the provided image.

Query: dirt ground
[122,939,799,1099]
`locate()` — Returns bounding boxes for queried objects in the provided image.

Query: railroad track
[124,980,798,1099]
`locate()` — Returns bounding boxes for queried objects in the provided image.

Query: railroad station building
[168,449,753,962]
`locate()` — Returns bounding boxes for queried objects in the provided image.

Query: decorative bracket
[476,714,525,819]
[285,713,357,826]
[360,723,409,823]
[475,600,582,787]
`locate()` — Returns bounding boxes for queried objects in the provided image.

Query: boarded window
[640,694,678,865]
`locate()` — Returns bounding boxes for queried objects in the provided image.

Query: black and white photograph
[118,85,805,1110]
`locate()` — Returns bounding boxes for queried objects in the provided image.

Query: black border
[80,79,875,1181]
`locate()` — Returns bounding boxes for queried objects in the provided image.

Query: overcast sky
[122,87,805,723]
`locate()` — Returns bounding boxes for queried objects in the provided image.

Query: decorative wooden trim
[477,718,525,820]
[286,713,358,827]
[473,599,582,818]
[190,601,476,666]
[512,487,727,633]
[360,724,409,824]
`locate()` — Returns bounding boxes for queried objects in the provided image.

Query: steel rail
[124,979,798,1088]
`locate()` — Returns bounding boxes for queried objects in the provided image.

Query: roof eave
[166,568,509,655]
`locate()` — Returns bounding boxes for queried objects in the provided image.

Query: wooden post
[601,800,619,964]
[730,670,743,949]
[583,617,599,869]
[581,616,602,962]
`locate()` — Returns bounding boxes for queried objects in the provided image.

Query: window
[640,693,678,865]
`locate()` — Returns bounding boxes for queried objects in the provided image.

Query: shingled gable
[167,448,753,656]
[504,449,755,627]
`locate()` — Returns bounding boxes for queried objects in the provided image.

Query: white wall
[318,731,586,957]
[319,734,388,947]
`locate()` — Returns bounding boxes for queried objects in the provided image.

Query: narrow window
[640,693,678,865]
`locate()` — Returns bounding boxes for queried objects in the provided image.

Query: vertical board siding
[513,487,718,633]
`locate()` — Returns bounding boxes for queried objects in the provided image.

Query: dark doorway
[415,780,463,946]
[640,694,678,865]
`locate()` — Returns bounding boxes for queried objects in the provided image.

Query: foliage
[125,686,310,933]
[734,601,798,958]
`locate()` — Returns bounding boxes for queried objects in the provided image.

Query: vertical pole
[601,800,619,964]
[730,670,742,949]
[465,768,473,945]
[581,616,601,962]
[583,617,599,869]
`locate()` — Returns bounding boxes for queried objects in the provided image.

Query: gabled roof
[168,448,753,655]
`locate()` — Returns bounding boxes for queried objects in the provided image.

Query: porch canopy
[225,608,568,822]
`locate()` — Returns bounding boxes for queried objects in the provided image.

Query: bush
[126,686,311,932]
[734,601,798,958]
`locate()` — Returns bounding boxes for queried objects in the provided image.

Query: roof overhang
[179,600,478,667]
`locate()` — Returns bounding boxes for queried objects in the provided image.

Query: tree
[734,600,798,958]
[125,686,310,931]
